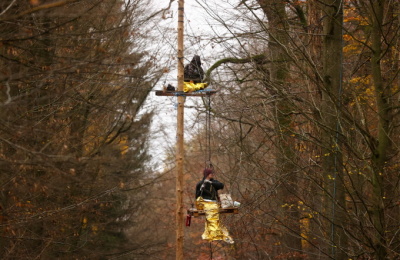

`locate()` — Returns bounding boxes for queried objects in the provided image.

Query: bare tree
[189,0,400,259]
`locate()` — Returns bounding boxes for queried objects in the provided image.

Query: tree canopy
[1,0,400,259]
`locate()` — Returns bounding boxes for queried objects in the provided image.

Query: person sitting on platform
[195,168,234,244]
[184,55,205,83]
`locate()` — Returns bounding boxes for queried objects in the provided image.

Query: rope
[205,95,212,168]
[183,10,207,65]
[183,6,211,169]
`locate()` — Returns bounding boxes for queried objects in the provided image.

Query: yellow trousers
[199,200,234,244]
[183,82,208,92]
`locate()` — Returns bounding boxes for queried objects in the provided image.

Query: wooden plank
[187,207,239,217]
[155,90,217,97]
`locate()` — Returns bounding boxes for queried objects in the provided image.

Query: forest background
[1,0,400,259]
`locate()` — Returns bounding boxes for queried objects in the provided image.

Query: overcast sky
[144,0,240,172]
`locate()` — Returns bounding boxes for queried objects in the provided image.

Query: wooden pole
[176,0,185,259]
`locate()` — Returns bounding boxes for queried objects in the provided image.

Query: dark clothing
[166,84,175,91]
[184,55,205,83]
[195,178,224,201]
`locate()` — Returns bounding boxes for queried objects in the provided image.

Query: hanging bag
[219,194,234,208]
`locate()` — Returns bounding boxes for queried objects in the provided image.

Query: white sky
[144,0,244,172]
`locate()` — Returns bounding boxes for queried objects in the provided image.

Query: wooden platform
[155,89,217,97]
[187,207,239,217]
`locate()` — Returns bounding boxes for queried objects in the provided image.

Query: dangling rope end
[205,161,213,170]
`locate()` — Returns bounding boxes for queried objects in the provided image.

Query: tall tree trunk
[258,0,302,257]
[320,0,347,258]
[370,1,389,258]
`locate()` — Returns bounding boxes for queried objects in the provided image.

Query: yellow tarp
[198,200,234,244]
[183,81,208,92]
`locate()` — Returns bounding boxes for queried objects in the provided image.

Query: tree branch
[204,54,269,83]
[0,0,80,22]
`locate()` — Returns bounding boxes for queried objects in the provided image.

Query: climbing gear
[204,94,212,169]
[196,196,205,211]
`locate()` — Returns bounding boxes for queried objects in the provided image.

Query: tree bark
[320,0,347,258]
[258,0,302,257]
[370,1,389,258]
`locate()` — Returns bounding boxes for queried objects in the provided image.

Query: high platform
[155,89,217,97]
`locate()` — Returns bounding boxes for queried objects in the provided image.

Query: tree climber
[184,55,205,83]
[195,168,234,244]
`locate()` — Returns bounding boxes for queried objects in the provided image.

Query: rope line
[204,95,212,168]
[183,8,208,68]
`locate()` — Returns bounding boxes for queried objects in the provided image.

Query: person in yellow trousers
[183,55,208,92]
[195,168,234,244]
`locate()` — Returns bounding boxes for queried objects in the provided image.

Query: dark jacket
[195,178,224,201]
[184,55,205,83]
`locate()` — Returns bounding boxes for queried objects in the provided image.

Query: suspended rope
[205,94,212,169]
[184,11,207,65]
